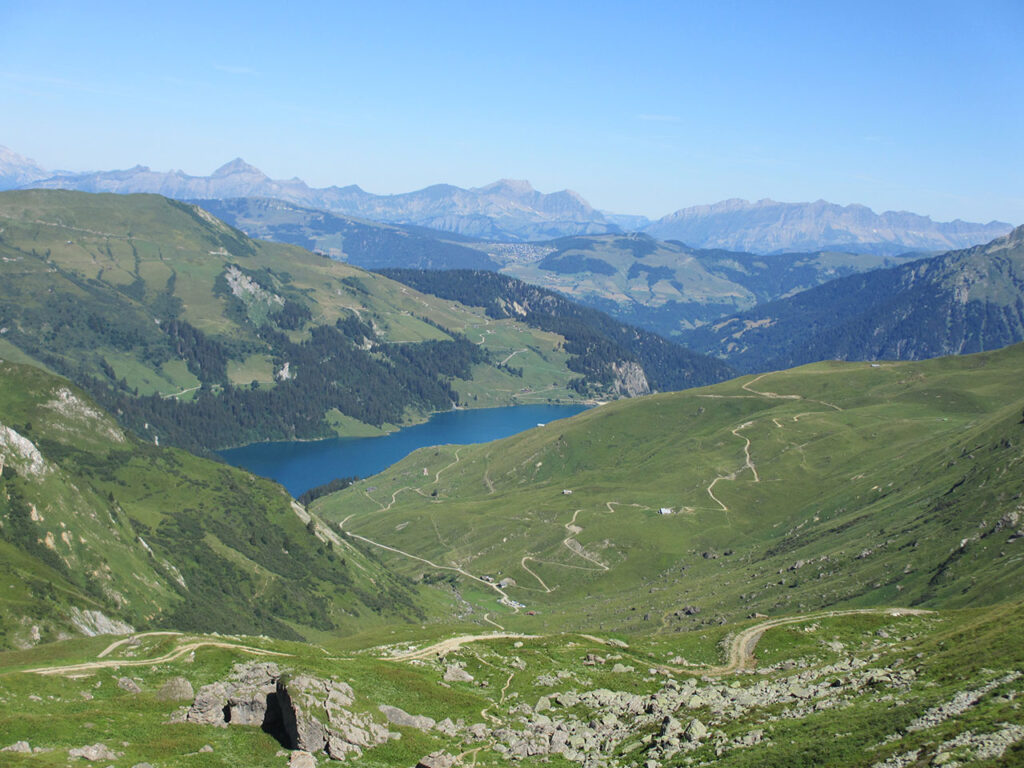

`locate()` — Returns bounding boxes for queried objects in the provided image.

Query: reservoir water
[218,403,589,497]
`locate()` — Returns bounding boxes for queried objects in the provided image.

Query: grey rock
[325,734,362,761]
[378,704,435,731]
[156,676,194,701]
[186,682,230,726]
[684,718,707,742]
[416,750,457,768]
[68,743,120,761]
[289,750,317,768]
[278,679,328,753]
[2,741,31,753]
[199,744,214,753]
[443,664,474,683]
[117,676,141,693]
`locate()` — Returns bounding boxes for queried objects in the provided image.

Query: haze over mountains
[3,146,1011,253]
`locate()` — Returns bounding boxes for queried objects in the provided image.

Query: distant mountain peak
[478,178,535,194]
[0,145,49,190]
[212,158,265,177]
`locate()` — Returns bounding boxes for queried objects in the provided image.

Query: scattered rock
[68,743,120,761]
[289,750,317,768]
[199,744,214,753]
[2,741,31,753]
[117,676,141,693]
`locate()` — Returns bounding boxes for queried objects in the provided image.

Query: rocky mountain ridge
[644,197,1012,255]
[19,154,615,242]
[6,145,1012,251]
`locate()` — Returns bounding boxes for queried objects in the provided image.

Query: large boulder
[378,704,435,731]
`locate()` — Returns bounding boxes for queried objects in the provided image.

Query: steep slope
[375,268,735,394]
[0,360,431,649]
[192,196,499,270]
[317,344,1024,635]
[27,158,617,241]
[681,224,1024,372]
[644,198,1012,255]
[0,190,668,452]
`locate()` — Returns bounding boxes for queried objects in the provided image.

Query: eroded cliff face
[611,361,650,397]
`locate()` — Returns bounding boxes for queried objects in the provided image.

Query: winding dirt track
[25,639,292,676]
[691,607,931,676]
[382,632,540,662]
[382,607,931,675]
[19,608,930,682]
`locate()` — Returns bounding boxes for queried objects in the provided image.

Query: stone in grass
[443,664,474,683]
[2,741,31,753]
[289,750,317,768]
[378,704,435,731]
[68,743,121,761]
[117,676,142,693]
[684,718,707,742]
[417,750,456,768]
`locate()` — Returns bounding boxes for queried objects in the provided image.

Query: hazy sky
[2,1,1022,223]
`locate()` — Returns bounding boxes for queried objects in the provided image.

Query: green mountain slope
[0,190,725,452]
[681,224,1024,372]
[375,269,734,394]
[0,360,436,649]
[496,232,926,334]
[317,344,1024,634]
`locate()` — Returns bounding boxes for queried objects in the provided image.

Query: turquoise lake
[218,403,590,497]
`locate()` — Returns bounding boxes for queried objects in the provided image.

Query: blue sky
[1,1,1021,223]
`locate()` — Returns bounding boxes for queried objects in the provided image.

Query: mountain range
[3,146,1012,252]
[644,197,1012,255]
[681,224,1024,371]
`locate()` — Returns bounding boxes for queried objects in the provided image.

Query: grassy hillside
[375,269,734,393]
[0,360,441,649]
[0,190,667,451]
[681,224,1024,372]
[317,343,1024,634]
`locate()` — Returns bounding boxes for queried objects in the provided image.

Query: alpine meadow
[1,3,1023,767]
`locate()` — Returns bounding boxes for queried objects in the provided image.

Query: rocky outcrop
[610,361,650,397]
[67,609,135,638]
[186,662,396,761]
